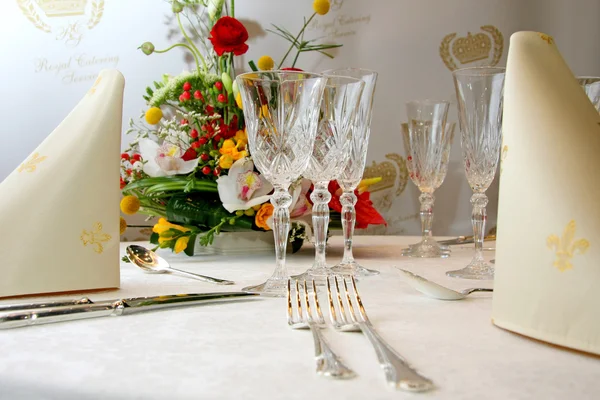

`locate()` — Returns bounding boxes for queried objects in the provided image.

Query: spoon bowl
[396,268,492,300]
[127,245,235,285]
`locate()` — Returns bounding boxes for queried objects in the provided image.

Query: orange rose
[255,203,274,230]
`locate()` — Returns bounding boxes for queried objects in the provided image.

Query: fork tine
[326,276,338,325]
[295,280,302,322]
[287,279,293,323]
[334,276,348,325]
[312,280,325,324]
[302,280,313,323]
[340,277,357,323]
[350,276,368,322]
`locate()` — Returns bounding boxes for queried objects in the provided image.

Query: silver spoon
[126,245,235,285]
[396,268,492,300]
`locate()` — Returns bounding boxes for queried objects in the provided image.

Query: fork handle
[308,322,356,379]
[359,322,434,392]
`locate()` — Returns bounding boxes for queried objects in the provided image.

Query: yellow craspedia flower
[313,0,330,15]
[174,236,190,254]
[144,107,163,125]
[120,195,140,215]
[119,217,127,235]
[257,55,275,71]
[235,92,243,109]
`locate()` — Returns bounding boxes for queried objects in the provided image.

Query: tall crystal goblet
[236,71,326,296]
[401,100,455,258]
[577,76,600,112]
[447,67,505,280]
[293,76,365,281]
[323,68,379,277]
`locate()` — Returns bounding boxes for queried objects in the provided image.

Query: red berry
[190,129,199,139]
[214,134,222,143]
[126,169,133,175]
[121,153,130,160]
[202,166,211,175]
[213,167,221,176]
[217,93,227,103]
[200,153,209,162]
[131,154,142,162]
[214,81,223,91]
[183,82,192,91]
[179,94,185,102]
[206,105,214,114]
[182,147,197,161]
[181,119,189,125]
[198,137,208,145]
[191,141,201,149]
[194,90,203,100]
[181,91,191,101]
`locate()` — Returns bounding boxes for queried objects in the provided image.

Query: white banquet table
[0,236,598,400]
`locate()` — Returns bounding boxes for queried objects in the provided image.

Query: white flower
[217,158,273,213]
[138,138,199,177]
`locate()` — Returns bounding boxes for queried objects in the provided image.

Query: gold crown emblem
[452,32,491,64]
[35,0,87,17]
[440,25,503,71]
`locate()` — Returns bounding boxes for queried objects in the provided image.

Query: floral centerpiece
[119,0,385,255]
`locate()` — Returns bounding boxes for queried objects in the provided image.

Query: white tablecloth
[0,236,598,400]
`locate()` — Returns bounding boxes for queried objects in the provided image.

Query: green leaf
[184,234,197,256]
[150,232,159,245]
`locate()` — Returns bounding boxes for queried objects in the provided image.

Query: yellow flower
[219,139,247,161]
[120,195,140,215]
[234,129,248,149]
[144,107,163,125]
[152,217,189,234]
[313,0,330,15]
[119,217,127,235]
[357,177,382,194]
[255,203,274,230]
[219,154,234,169]
[174,236,190,253]
[257,55,275,71]
[235,92,243,109]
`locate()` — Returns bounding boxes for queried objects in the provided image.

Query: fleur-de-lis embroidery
[547,220,590,272]
[18,152,47,173]
[81,222,112,254]
[538,33,554,45]
[88,76,102,95]
[500,145,508,174]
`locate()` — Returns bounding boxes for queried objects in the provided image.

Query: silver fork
[287,279,356,379]
[326,276,434,392]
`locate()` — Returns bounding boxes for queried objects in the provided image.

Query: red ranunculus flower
[327,181,386,229]
[209,16,249,56]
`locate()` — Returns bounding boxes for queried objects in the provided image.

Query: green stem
[155,43,201,72]
[177,14,207,72]
[230,0,235,18]
[291,49,301,68]
[277,13,316,69]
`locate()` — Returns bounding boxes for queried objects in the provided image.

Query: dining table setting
[0,23,599,400]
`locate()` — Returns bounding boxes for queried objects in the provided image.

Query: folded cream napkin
[492,32,600,355]
[0,69,125,298]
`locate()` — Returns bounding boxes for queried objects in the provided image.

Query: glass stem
[419,192,435,240]
[340,190,358,263]
[271,186,293,281]
[310,181,332,268]
[470,193,488,263]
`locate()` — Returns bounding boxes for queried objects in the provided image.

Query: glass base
[291,265,333,284]
[402,237,450,258]
[330,260,379,277]
[446,261,494,280]
[242,277,288,297]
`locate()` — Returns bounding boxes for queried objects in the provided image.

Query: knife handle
[0,300,121,330]
[0,297,93,313]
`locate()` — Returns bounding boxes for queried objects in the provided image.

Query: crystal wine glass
[447,67,505,280]
[577,76,600,112]
[401,100,455,258]
[236,71,326,296]
[323,68,379,277]
[293,75,365,281]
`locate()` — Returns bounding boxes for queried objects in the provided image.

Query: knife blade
[0,292,258,330]
[437,234,496,246]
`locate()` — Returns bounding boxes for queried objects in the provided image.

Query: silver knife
[437,234,496,246]
[0,292,258,330]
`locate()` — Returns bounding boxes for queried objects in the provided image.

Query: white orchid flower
[217,158,273,213]
[138,138,199,177]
